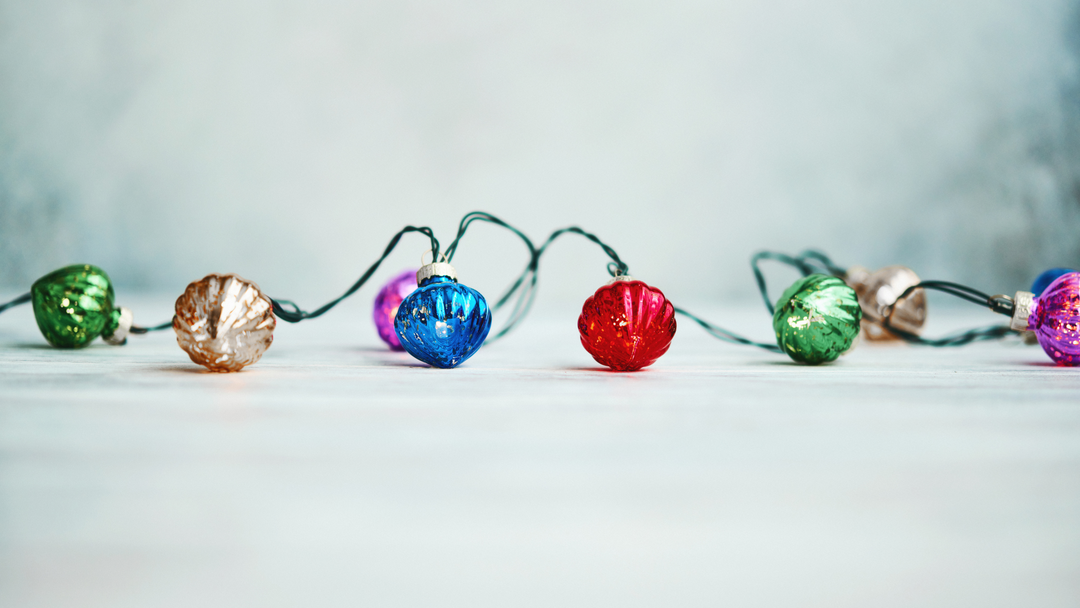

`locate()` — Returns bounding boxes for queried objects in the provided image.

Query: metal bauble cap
[417,263,457,285]
[1011,291,1034,332]
[103,306,133,346]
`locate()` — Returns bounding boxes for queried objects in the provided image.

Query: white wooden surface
[0,297,1078,607]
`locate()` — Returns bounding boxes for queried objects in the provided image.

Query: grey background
[2,5,1080,606]
[1,0,1079,305]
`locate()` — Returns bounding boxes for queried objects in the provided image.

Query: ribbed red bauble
[577,277,677,371]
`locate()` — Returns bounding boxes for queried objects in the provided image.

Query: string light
[0,215,1073,370]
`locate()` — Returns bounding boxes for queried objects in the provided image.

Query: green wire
[273,225,440,323]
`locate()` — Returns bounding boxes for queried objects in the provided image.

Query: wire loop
[420,249,450,266]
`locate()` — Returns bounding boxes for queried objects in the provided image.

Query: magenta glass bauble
[373,269,418,350]
[1030,272,1080,366]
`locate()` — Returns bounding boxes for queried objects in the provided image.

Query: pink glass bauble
[1029,272,1080,366]
[578,277,676,371]
[174,274,276,372]
[373,269,418,350]
[846,265,926,341]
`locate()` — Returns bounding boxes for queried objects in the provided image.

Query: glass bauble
[173,274,276,372]
[577,277,676,371]
[773,274,862,364]
[372,269,418,350]
[846,265,925,340]
[394,276,490,368]
[1028,272,1080,366]
[30,264,122,348]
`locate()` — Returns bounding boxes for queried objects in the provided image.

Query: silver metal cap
[417,262,457,285]
[103,306,133,346]
[1010,291,1034,332]
[605,275,635,285]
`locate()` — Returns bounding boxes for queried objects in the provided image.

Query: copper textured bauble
[174,274,276,372]
[846,265,926,341]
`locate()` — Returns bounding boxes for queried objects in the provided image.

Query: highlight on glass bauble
[773,274,862,364]
[173,273,276,372]
[372,268,418,350]
[30,264,133,348]
[1013,271,1080,366]
[577,276,676,372]
[845,265,925,341]
[394,262,491,369]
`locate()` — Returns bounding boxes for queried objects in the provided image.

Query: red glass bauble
[577,278,677,371]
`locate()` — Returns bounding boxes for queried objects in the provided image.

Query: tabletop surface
[0,296,1077,608]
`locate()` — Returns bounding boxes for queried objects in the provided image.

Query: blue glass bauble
[1032,268,1076,297]
[394,276,491,368]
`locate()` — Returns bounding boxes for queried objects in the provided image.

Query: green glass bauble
[31,264,120,348]
[773,273,862,365]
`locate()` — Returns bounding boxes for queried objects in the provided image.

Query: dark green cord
[443,211,537,263]
[272,225,440,323]
[483,225,631,341]
[751,249,850,316]
[750,251,818,315]
[0,292,31,314]
[879,320,1013,346]
[439,211,544,342]
[129,320,174,334]
[268,214,538,332]
[876,281,1014,345]
[673,306,781,353]
[794,249,847,277]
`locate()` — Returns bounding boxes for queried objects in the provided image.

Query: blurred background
[1,0,1078,306]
